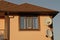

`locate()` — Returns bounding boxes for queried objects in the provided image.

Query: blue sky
[5,0,60,40]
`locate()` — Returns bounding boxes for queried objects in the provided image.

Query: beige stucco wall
[10,16,52,40]
[0,18,5,35]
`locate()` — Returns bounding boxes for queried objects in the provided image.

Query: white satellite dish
[45,18,52,25]
[46,29,53,37]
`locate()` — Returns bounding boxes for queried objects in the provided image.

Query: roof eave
[0,10,59,18]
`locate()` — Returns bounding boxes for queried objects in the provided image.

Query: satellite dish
[45,18,52,25]
[46,29,53,37]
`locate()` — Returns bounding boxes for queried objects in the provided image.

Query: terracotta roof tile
[18,3,58,12]
[0,1,59,12]
[0,1,18,12]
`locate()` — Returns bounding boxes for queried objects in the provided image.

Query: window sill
[19,29,40,31]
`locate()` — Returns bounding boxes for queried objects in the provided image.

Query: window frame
[19,15,40,31]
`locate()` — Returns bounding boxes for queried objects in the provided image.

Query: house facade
[0,0,59,40]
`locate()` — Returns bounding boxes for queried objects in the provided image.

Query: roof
[0,1,59,17]
[0,1,58,12]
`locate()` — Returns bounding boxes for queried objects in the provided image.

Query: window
[20,16,39,30]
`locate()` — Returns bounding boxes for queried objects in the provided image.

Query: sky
[5,0,60,40]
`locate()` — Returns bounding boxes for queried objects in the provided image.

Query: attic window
[19,15,39,30]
